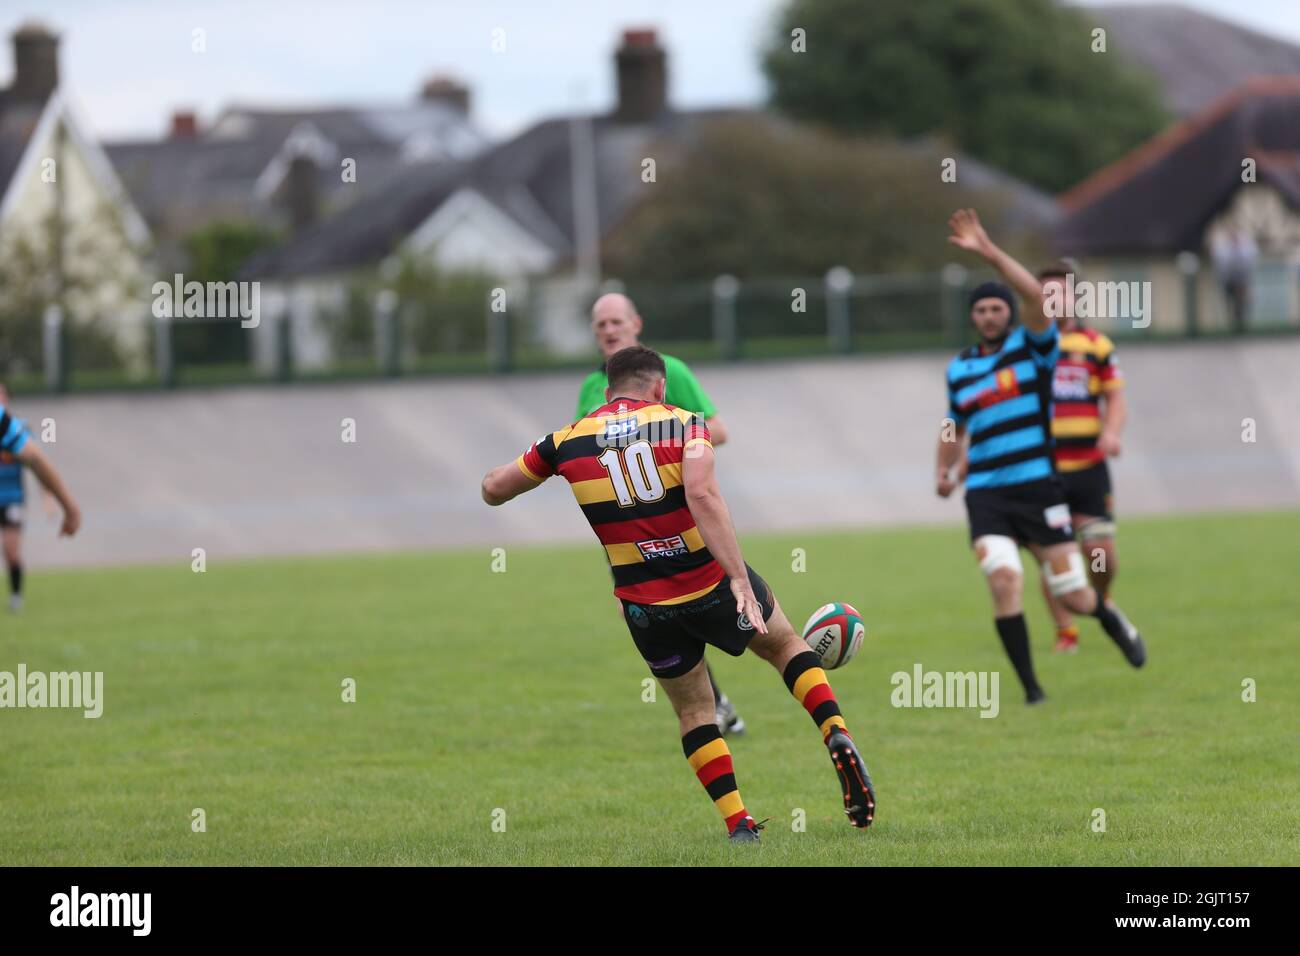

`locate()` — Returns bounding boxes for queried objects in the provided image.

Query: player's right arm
[1096,336,1126,458]
[935,424,967,498]
[946,208,1049,334]
[681,436,767,634]
[937,371,969,498]
[482,431,560,506]
[13,440,80,536]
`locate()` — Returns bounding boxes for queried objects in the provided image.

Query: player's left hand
[1098,431,1122,457]
[947,208,990,255]
[730,579,768,635]
[59,504,81,537]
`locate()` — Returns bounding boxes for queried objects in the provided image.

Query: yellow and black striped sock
[682,723,750,833]
[783,651,849,742]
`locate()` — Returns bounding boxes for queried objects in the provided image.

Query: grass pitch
[2,510,1296,866]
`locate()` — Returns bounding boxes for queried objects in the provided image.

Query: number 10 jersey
[515,398,723,605]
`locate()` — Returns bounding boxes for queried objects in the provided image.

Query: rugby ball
[801,602,865,669]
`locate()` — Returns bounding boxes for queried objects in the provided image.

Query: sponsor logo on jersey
[602,417,640,442]
[1052,364,1091,401]
[637,534,689,559]
[973,368,1022,410]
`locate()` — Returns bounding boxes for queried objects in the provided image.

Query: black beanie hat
[968,281,1017,323]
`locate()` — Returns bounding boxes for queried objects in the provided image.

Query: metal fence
[12,260,1300,394]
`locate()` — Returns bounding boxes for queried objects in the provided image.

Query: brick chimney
[614,28,667,123]
[10,21,59,106]
[421,75,470,114]
[170,111,198,139]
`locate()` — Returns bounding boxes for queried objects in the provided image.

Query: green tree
[185,221,279,283]
[388,256,500,359]
[176,221,279,366]
[763,0,1168,193]
[604,116,1040,281]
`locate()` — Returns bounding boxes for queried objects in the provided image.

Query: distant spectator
[1210,227,1258,333]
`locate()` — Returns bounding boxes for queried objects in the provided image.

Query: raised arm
[947,209,1049,334]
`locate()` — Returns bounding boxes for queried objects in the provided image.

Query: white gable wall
[404,188,558,280]
[0,91,153,370]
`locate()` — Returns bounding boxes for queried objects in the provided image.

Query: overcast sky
[3,0,1299,141]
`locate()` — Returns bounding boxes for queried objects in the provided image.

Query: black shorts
[0,503,22,529]
[965,477,1075,547]
[621,564,776,679]
[1059,461,1113,522]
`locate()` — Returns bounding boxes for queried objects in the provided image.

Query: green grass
[1,511,1296,866]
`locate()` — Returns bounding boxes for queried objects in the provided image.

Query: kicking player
[483,345,874,841]
[935,209,1145,703]
[1037,263,1127,653]
[578,292,745,737]
[0,389,81,609]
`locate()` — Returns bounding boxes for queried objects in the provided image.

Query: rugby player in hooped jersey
[1037,262,1128,654]
[578,293,746,739]
[935,209,1146,704]
[481,346,875,841]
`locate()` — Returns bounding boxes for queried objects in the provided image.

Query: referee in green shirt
[579,293,743,735]
[577,295,729,444]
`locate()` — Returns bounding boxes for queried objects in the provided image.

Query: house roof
[105,100,490,233]
[1054,76,1300,255]
[0,89,47,207]
[1093,4,1300,117]
[241,107,754,279]
[238,156,474,279]
[245,107,1063,281]
[209,103,487,158]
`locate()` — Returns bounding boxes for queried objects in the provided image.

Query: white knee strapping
[1042,549,1088,596]
[976,535,1022,576]
[1079,518,1117,541]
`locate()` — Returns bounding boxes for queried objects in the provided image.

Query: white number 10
[597,441,665,506]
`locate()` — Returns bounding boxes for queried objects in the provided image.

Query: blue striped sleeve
[945,365,967,427]
[1024,323,1059,369]
[0,410,30,454]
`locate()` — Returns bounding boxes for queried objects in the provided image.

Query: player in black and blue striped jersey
[934,210,1146,703]
[0,385,81,611]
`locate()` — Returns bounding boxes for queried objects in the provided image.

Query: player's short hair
[605,345,666,394]
[1038,259,1079,281]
